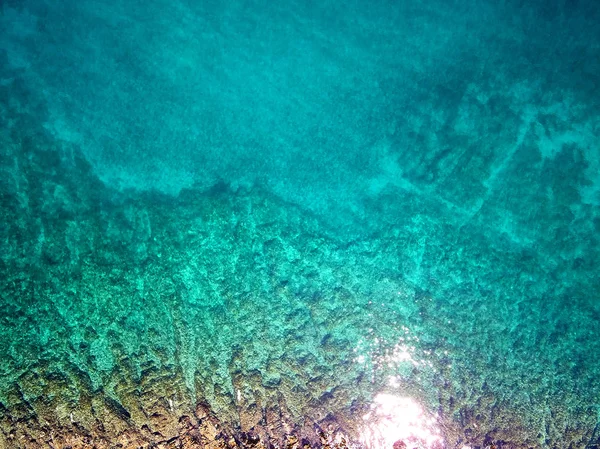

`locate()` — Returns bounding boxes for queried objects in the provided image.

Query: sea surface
[1,0,599,448]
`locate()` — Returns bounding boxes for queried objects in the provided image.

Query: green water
[1,0,599,448]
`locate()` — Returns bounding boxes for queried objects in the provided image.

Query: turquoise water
[1,0,599,448]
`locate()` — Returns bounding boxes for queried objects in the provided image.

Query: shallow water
[1,0,599,448]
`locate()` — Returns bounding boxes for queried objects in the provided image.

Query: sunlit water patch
[361,393,443,449]
[353,324,437,382]
[352,323,445,449]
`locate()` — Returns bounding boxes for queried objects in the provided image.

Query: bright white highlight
[361,394,443,449]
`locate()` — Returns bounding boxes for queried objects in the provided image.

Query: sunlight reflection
[353,325,435,377]
[353,320,444,449]
[361,393,443,449]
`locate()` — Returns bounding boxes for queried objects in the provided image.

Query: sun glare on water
[361,393,443,449]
